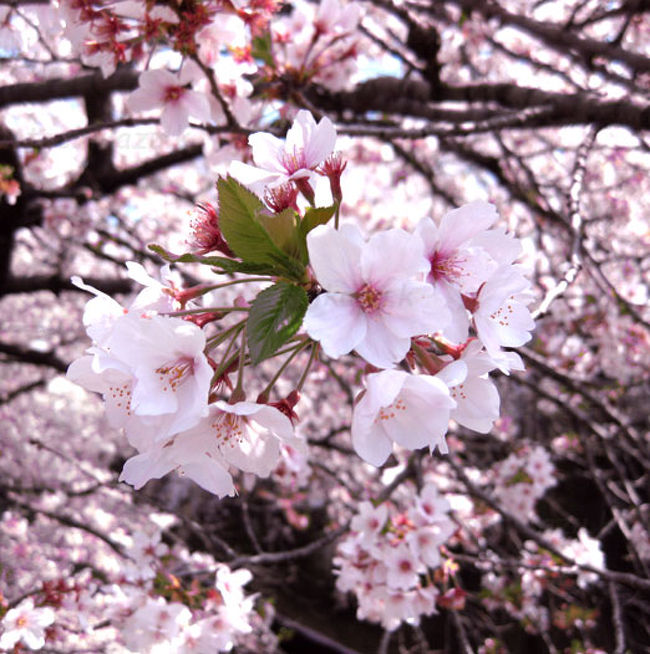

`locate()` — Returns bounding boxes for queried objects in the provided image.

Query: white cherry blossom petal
[306,223,363,292]
[361,228,429,285]
[437,201,498,251]
[354,317,411,369]
[303,293,367,359]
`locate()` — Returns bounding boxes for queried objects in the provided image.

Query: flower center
[212,412,245,449]
[355,283,383,314]
[164,85,185,103]
[280,147,308,175]
[375,397,406,423]
[108,380,133,416]
[399,559,413,573]
[429,250,464,283]
[489,297,515,327]
[156,358,194,393]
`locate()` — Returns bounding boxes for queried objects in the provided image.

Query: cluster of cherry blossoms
[480,528,604,636]
[334,483,457,631]
[55,0,362,141]
[108,559,257,653]
[0,509,265,653]
[67,108,536,498]
[0,513,270,654]
[492,445,556,522]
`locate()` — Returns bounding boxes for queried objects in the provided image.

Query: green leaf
[251,31,274,67]
[205,257,280,275]
[256,208,305,261]
[148,243,178,262]
[217,176,305,279]
[148,244,223,265]
[148,244,270,274]
[300,205,337,237]
[247,282,308,364]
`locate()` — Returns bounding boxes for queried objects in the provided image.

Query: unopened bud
[318,152,347,204]
[182,311,224,327]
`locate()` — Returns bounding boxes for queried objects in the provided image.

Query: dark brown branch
[97,144,204,194]
[0,379,45,404]
[0,68,138,109]
[0,342,68,372]
[311,76,650,131]
[2,275,133,296]
[276,614,365,654]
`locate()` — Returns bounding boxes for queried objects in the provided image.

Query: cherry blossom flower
[70,263,179,336]
[197,14,247,66]
[304,224,450,368]
[118,422,235,496]
[0,597,55,651]
[187,202,233,256]
[70,275,126,343]
[229,110,336,194]
[127,64,212,136]
[410,482,453,527]
[351,369,456,466]
[124,261,180,314]
[314,0,361,35]
[472,265,536,358]
[416,202,521,342]
[350,501,388,546]
[493,446,556,523]
[406,524,451,568]
[384,542,425,590]
[68,313,213,444]
[435,341,501,433]
[121,596,191,652]
[335,484,453,632]
[119,401,298,496]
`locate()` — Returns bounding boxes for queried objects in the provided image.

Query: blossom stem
[232,324,248,400]
[206,319,247,350]
[209,323,246,383]
[199,277,272,292]
[189,53,238,128]
[296,342,320,391]
[165,306,249,317]
[259,339,312,399]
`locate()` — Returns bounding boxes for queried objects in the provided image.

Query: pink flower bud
[318,152,347,203]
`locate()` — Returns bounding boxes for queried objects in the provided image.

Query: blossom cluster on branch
[334,483,457,631]
[1,0,648,651]
[66,110,536,499]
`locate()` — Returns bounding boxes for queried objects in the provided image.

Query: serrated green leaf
[257,208,305,261]
[247,282,308,364]
[300,205,337,237]
[217,176,305,279]
[148,244,250,271]
[206,257,280,275]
